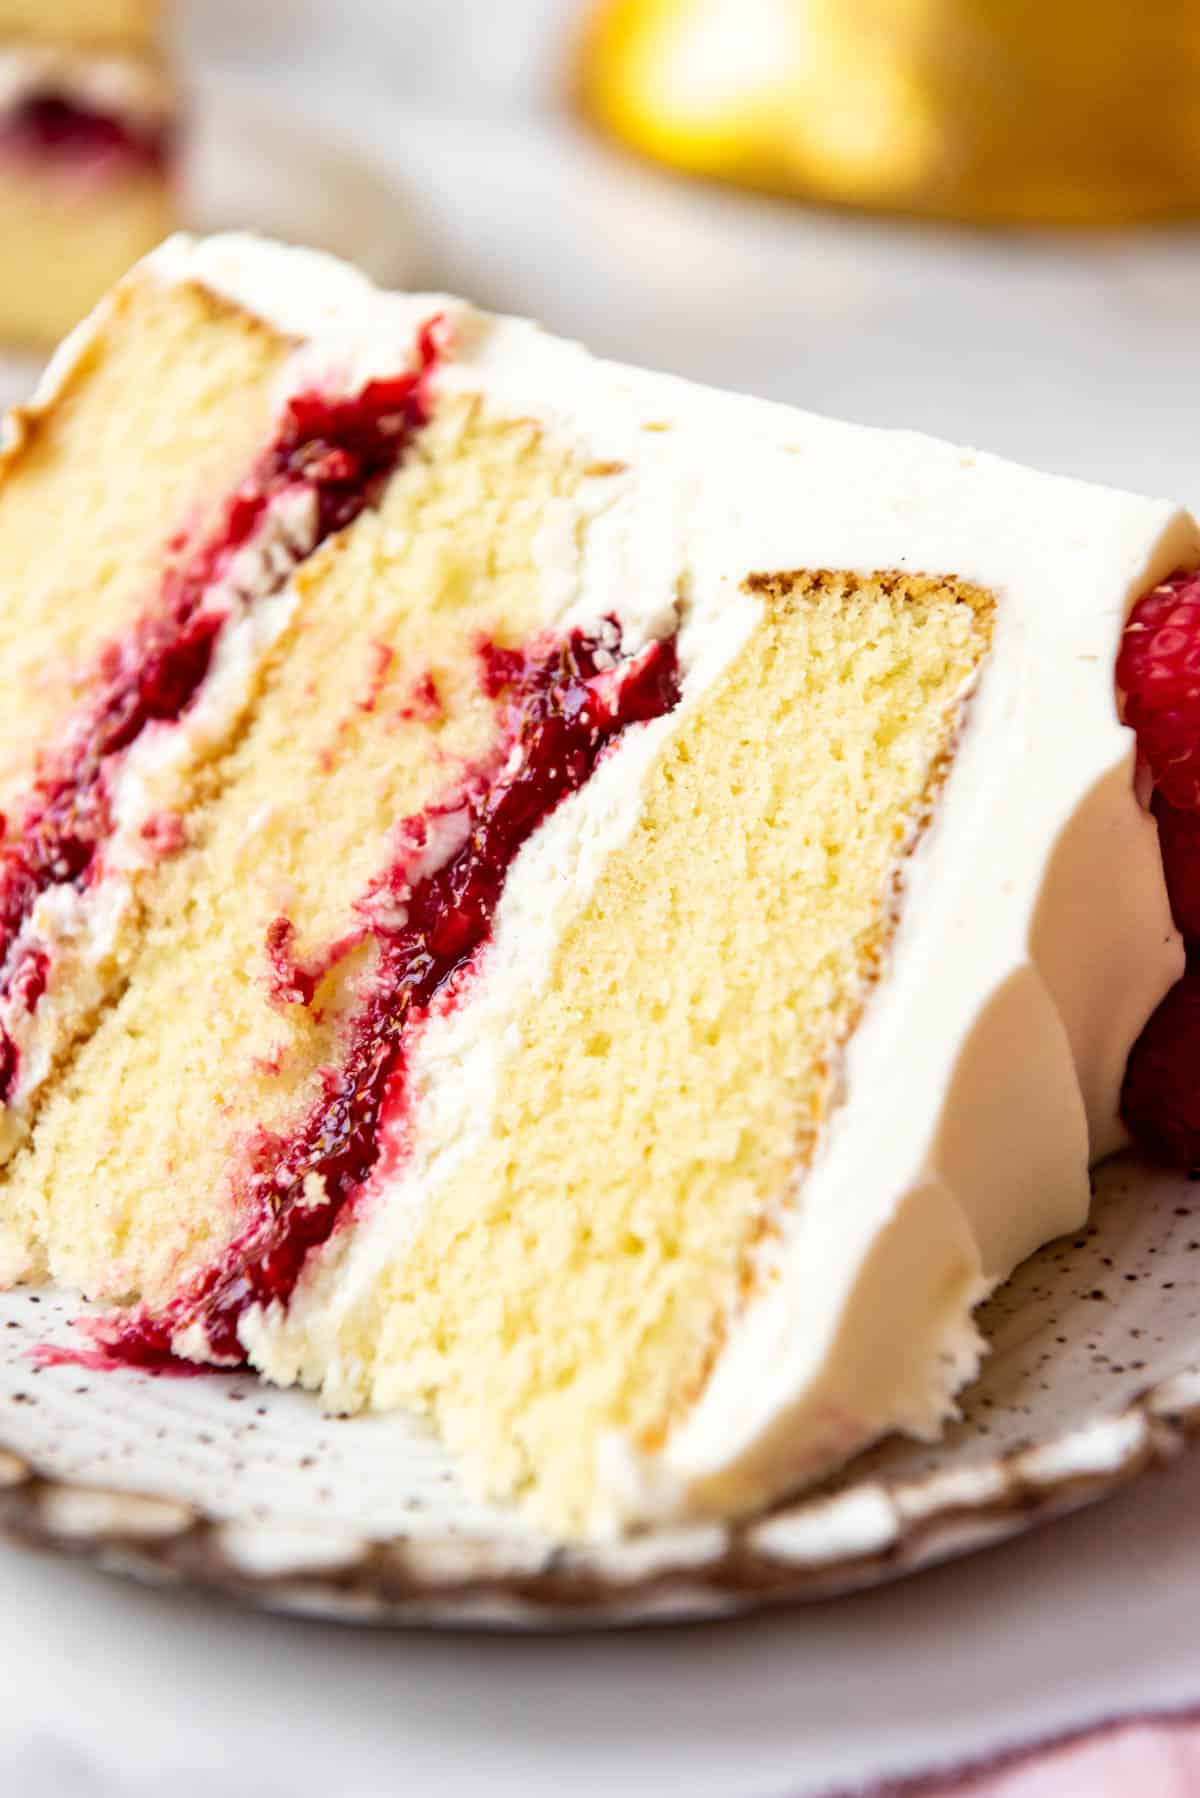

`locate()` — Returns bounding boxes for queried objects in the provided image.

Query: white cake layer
[0,253,437,1198]
[0,486,318,1173]
[27,234,1200,1531]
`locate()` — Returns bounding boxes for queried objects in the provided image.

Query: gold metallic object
[576,0,1200,225]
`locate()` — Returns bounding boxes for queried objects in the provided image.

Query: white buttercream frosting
[22,234,1200,1530]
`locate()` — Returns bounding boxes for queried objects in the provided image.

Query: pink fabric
[845,1709,1200,1796]
[950,1721,1200,1796]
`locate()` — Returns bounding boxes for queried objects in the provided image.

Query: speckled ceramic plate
[1,1151,1199,1627]
[0,80,422,419]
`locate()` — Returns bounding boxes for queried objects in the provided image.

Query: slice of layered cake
[0,234,1194,1539]
[0,0,178,347]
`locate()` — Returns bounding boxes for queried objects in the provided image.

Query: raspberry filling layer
[0,93,176,177]
[1119,569,1200,1164]
[0,325,441,1102]
[92,622,683,1369]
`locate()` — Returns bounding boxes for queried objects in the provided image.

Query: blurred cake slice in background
[0,0,178,347]
[0,1,162,47]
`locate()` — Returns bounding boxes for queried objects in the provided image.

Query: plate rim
[2,1360,1198,1629]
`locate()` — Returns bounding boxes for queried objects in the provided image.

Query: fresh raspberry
[1117,570,1200,811]
[1122,966,1200,1167]
[1152,789,1200,943]
[1119,572,1200,1162]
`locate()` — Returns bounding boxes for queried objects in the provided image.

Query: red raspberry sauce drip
[264,916,322,1010]
[357,641,396,714]
[92,623,682,1369]
[398,671,443,723]
[0,327,441,1101]
[1118,569,1200,1163]
[0,94,176,176]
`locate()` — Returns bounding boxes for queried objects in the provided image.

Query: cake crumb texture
[4,395,584,1305]
[0,273,291,1271]
[280,571,992,1536]
[0,275,290,819]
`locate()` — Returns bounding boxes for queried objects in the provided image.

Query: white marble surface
[7,1448,1200,1797]
[9,1,1200,1792]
